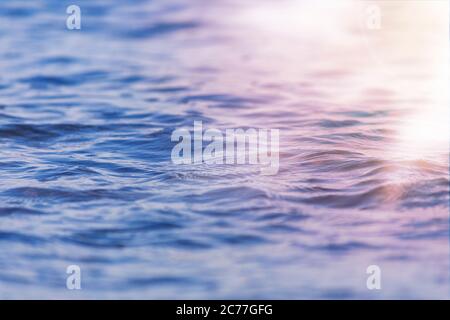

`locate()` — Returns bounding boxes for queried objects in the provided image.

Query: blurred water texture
[0,0,448,298]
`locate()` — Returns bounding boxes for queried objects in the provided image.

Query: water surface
[0,0,448,299]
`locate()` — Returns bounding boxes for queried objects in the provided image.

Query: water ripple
[0,0,447,299]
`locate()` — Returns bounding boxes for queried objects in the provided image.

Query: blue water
[0,0,448,299]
